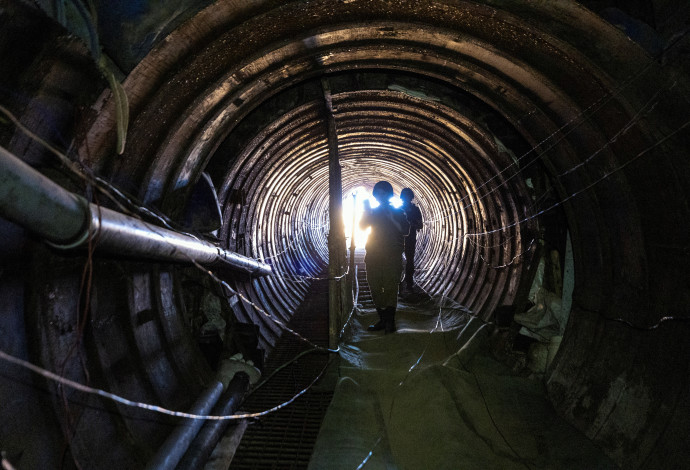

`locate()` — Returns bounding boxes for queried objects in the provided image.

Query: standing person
[360,181,410,333]
[400,188,423,291]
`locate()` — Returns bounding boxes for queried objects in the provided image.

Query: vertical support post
[349,192,357,277]
[348,192,357,307]
[321,78,347,349]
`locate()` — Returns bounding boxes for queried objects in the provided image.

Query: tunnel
[1,0,689,468]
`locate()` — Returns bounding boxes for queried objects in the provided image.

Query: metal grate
[230,276,334,469]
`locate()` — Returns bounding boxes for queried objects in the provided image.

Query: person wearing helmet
[400,187,423,291]
[360,181,410,333]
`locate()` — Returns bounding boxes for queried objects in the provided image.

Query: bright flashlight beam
[343,188,403,248]
[343,187,372,248]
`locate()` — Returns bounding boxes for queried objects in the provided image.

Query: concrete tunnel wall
[0,0,689,468]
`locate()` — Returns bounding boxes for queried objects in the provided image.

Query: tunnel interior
[1,0,690,468]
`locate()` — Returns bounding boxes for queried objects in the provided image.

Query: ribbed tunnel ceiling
[2,0,690,468]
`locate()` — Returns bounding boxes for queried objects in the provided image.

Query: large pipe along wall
[1,1,689,468]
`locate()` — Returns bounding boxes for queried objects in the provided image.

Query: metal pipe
[0,146,271,276]
[0,146,89,245]
[177,371,250,470]
[145,380,224,470]
[88,204,272,275]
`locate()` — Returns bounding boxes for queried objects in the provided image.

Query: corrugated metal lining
[9,0,686,467]
[216,91,534,357]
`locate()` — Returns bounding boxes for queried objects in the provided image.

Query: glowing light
[343,187,372,248]
[343,188,402,248]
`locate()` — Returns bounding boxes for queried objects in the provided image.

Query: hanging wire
[477,237,537,270]
[417,68,668,280]
[0,347,332,421]
[0,105,216,244]
[260,222,314,261]
[0,102,368,434]
[0,249,360,425]
[464,115,690,239]
[0,30,688,466]
[427,57,660,225]
[456,70,679,240]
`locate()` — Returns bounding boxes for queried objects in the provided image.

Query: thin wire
[354,437,382,470]
[4,71,686,355]
[244,348,328,400]
[2,106,355,427]
[271,264,350,282]
[416,268,531,467]
[0,105,240,251]
[0,347,332,421]
[459,72,675,239]
[353,268,471,468]
[606,315,690,331]
[339,264,360,340]
[1,453,17,470]
[0,44,686,466]
[260,222,327,262]
[192,259,335,352]
[427,57,658,224]
[471,370,533,470]
[464,116,690,238]
[477,238,536,270]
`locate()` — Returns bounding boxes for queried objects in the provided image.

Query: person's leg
[379,257,403,333]
[382,306,396,333]
[366,263,386,331]
[368,307,385,331]
[404,247,415,289]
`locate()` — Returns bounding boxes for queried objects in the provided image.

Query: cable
[1,453,17,470]
[243,347,331,400]
[605,315,690,331]
[471,370,533,470]
[459,72,678,240]
[464,115,690,239]
[0,347,333,422]
[354,437,382,470]
[428,52,669,226]
[2,102,340,352]
[477,238,536,270]
[428,76,643,223]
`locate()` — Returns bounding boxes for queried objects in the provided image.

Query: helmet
[372,181,394,202]
[400,187,414,202]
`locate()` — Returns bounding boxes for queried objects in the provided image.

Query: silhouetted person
[360,181,410,333]
[400,187,423,291]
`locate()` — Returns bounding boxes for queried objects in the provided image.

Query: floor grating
[229,275,334,469]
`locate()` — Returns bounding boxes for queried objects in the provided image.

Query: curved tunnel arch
[213,82,535,321]
[2,0,690,468]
